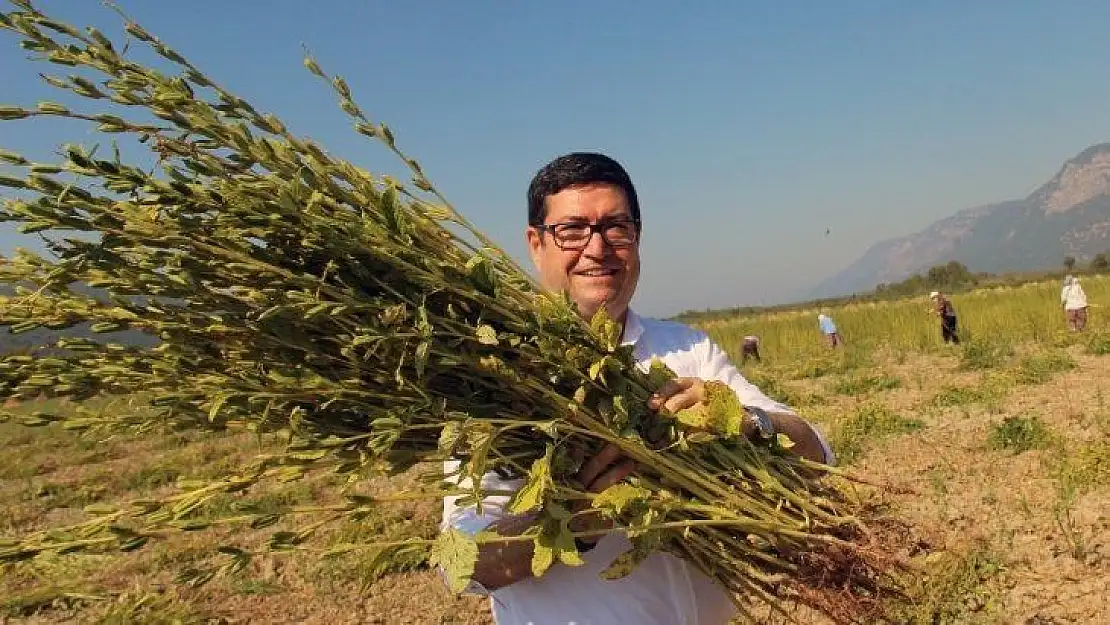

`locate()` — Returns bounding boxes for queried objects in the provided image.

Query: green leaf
[268,531,300,551]
[600,532,662,580]
[207,393,233,422]
[83,503,117,515]
[592,483,652,516]
[0,106,30,120]
[536,504,586,569]
[177,567,216,588]
[322,544,356,558]
[557,536,584,567]
[18,220,55,234]
[465,253,497,297]
[414,339,430,377]
[303,56,325,77]
[428,528,479,594]
[0,149,28,165]
[530,510,586,576]
[249,514,281,530]
[589,306,622,351]
[119,537,149,552]
[646,358,675,388]
[304,302,330,319]
[475,325,498,346]
[506,445,551,514]
[531,535,555,577]
[589,356,616,382]
[438,421,462,453]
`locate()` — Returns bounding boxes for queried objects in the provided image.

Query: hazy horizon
[4,1,1110,317]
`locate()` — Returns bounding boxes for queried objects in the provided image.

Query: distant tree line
[871,260,979,299]
[1064,253,1110,274]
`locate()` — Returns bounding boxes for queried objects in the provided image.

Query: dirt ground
[2,344,1108,624]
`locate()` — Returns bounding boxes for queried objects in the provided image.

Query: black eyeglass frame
[532,218,642,250]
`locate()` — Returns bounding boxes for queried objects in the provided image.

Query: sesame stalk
[0,2,912,622]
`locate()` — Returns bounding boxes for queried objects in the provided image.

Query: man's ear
[526,226,543,266]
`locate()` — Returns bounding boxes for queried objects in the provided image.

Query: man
[740,334,761,363]
[930,291,959,344]
[440,152,834,625]
[817,312,841,348]
[1061,275,1089,332]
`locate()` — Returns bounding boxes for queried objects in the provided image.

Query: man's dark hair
[526,152,641,227]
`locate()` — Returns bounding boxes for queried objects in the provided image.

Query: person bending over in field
[930,291,959,344]
[817,312,841,348]
[439,152,835,625]
[1061,275,1089,332]
[740,335,761,363]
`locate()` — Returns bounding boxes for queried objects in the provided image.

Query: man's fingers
[648,377,695,411]
[588,459,637,493]
[577,443,621,488]
[655,379,705,415]
[661,388,703,415]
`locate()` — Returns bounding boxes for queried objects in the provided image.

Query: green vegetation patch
[987,414,1052,454]
[830,401,925,465]
[827,372,902,397]
[1011,350,1077,385]
[892,542,1007,623]
[1086,331,1110,356]
[960,338,1015,371]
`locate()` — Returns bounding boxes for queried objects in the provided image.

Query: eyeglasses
[534,218,641,250]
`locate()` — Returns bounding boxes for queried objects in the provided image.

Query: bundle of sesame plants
[0,2,911,622]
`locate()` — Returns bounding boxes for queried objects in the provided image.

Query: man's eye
[557,225,590,237]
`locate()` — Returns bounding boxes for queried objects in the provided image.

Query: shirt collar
[621,308,645,347]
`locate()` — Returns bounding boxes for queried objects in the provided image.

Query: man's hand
[570,380,711,544]
[568,443,636,545]
[651,377,829,464]
[647,377,706,414]
[466,441,639,592]
[577,443,637,493]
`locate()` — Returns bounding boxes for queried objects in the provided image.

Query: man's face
[526,183,641,323]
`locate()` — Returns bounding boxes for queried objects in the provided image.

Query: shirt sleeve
[698,336,836,465]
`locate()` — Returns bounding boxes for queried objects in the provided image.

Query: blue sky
[4,1,1110,316]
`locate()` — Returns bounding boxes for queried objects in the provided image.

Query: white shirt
[1062,283,1088,310]
[440,309,834,625]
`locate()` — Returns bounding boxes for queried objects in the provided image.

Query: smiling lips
[576,267,620,278]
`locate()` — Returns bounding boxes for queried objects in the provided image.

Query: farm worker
[817,312,841,348]
[1061,275,1089,332]
[930,291,960,344]
[740,335,761,363]
[440,152,835,625]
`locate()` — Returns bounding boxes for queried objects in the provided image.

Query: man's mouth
[576,267,619,277]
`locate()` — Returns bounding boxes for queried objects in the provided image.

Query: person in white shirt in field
[440,152,835,625]
[1061,275,1089,331]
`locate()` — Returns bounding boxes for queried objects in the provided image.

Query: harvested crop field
[4,282,1109,623]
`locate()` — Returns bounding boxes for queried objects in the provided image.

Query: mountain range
[809,143,1110,298]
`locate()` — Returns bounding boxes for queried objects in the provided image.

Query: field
[3,277,1110,624]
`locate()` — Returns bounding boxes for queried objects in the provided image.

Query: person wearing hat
[930,291,959,344]
[1061,275,1089,331]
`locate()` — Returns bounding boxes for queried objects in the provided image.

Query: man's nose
[582,228,611,256]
